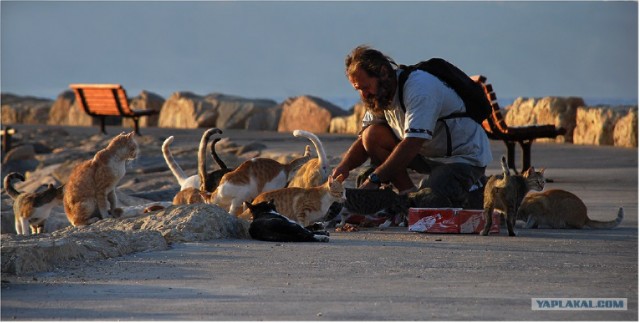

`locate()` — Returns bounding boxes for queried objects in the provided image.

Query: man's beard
[363,77,395,117]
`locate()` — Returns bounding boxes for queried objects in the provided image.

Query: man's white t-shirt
[362,69,492,167]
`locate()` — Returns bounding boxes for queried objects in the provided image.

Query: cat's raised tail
[3,172,25,199]
[162,135,200,190]
[500,155,510,178]
[198,128,223,192]
[293,129,329,182]
[586,207,624,229]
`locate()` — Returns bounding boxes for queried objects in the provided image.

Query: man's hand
[358,179,379,190]
[331,166,350,181]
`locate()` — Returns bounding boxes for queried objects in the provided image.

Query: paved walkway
[1,126,638,320]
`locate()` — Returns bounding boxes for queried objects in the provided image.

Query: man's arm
[363,136,425,186]
[331,136,369,180]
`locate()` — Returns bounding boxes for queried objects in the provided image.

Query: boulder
[158,92,216,128]
[613,107,638,148]
[573,106,622,146]
[1,93,53,125]
[47,90,100,126]
[330,101,366,134]
[123,90,165,128]
[204,93,278,130]
[505,97,585,143]
[277,95,349,133]
[1,203,250,274]
[245,106,283,131]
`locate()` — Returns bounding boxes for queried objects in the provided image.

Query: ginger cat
[517,189,624,229]
[208,146,312,216]
[4,172,64,235]
[481,156,545,236]
[288,129,330,188]
[241,175,346,227]
[64,132,138,226]
[172,187,208,205]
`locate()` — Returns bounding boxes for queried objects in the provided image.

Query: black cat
[245,200,330,242]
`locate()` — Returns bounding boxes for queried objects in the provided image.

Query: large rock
[123,90,165,128]
[1,203,250,274]
[573,106,622,146]
[204,93,278,130]
[158,92,216,128]
[613,107,638,148]
[505,97,585,143]
[245,106,283,131]
[47,90,111,127]
[1,94,53,125]
[277,95,349,133]
[330,101,366,134]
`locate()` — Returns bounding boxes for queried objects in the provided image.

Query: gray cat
[481,156,545,236]
[334,186,409,228]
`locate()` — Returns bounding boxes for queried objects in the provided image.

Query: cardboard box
[408,208,500,234]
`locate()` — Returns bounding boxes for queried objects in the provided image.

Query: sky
[1,1,638,108]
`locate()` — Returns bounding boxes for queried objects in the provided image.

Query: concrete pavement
[1,126,637,320]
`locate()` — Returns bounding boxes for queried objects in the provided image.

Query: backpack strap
[397,65,413,113]
[397,66,454,156]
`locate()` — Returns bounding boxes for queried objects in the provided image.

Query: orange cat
[64,132,138,226]
[517,189,624,229]
[208,146,311,216]
[242,175,346,227]
[172,187,208,205]
[288,130,329,188]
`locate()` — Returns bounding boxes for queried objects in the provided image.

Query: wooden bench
[471,75,566,174]
[70,84,159,135]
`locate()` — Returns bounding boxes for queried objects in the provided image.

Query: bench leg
[133,118,142,136]
[503,141,517,174]
[99,117,107,135]
[520,140,532,172]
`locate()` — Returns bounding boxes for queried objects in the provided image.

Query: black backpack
[397,58,491,124]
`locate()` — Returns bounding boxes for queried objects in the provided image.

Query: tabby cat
[334,186,409,228]
[208,147,312,216]
[162,128,232,192]
[480,156,545,236]
[64,132,138,226]
[241,174,346,227]
[245,199,330,242]
[517,189,624,229]
[4,172,64,235]
[288,129,329,188]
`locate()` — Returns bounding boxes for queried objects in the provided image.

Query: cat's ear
[539,168,545,175]
[244,201,253,210]
[335,174,345,183]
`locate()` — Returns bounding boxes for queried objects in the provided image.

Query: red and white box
[408,208,500,234]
